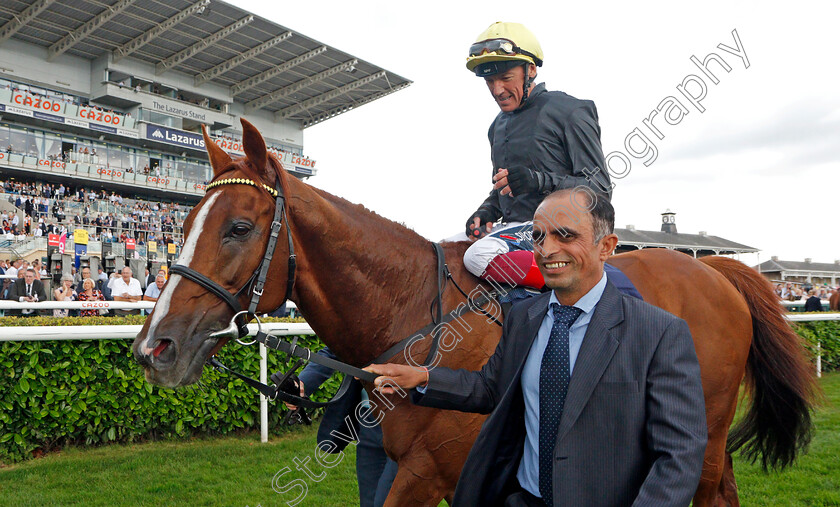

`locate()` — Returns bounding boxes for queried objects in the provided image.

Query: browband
[206,177,278,197]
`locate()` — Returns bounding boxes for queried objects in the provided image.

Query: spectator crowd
[2,258,168,318]
[0,178,187,247]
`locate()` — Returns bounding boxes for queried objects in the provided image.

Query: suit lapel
[556,281,625,442]
[501,294,551,398]
[516,293,551,370]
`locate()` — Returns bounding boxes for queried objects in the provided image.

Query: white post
[260,342,269,442]
[816,341,822,379]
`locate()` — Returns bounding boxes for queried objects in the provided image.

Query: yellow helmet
[466,22,544,77]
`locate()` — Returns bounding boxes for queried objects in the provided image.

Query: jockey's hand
[493,168,512,196]
[466,209,495,240]
[363,364,428,394]
[505,165,544,197]
[283,380,305,411]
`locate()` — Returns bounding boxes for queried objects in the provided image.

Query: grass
[0,373,838,506]
[0,424,360,506]
[730,371,840,506]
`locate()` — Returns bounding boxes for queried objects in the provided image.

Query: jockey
[456,22,612,291]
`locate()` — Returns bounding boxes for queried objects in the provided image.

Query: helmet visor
[469,38,540,64]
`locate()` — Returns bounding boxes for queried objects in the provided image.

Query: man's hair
[542,187,614,241]
[25,268,36,275]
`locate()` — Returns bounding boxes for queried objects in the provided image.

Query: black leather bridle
[166,176,379,409]
[169,177,295,339]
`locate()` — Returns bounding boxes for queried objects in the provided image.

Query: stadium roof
[615,227,758,254]
[755,258,840,274]
[0,0,411,127]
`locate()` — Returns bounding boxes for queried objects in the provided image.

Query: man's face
[122,268,132,282]
[532,192,617,304]
[82,268,91,279]
[24,271,35,284]
[484,65,530,112]
[156,276,166,289]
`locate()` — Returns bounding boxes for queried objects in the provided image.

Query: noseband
[168,177,296,338]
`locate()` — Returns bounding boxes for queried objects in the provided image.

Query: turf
[0,373,837,506]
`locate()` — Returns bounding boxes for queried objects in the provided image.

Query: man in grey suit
[367,188,707,506]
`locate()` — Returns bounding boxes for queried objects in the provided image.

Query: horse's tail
[699,256,818,470]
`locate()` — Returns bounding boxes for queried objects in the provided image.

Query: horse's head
[133,119,292,387]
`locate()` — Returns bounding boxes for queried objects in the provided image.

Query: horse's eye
[231,224,251,237]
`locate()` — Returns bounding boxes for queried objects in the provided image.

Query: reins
[169,175,502,410]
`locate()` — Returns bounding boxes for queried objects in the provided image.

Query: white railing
[0,300,154,310]
[786,312,839,378]
[0,302,833,439]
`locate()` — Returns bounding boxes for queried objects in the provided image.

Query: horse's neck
[286,181,458,366]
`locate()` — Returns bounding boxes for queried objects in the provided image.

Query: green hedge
[0,316,336,464]
[794,318,840,373]
[1,316,837,464]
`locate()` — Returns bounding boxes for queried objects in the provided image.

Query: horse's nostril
[153,340,171,358]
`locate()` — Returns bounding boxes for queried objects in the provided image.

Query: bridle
[167,176,379,409]
[165,175,503,410]
[169,177,295,339]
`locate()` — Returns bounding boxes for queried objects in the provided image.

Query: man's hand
[504,166,543,196]
[492,168,512,196]
[466,208,496,240]
[364,364,428,395]
[283,380,305,411]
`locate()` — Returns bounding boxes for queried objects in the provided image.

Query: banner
[48,234,59,247]
[148,241,157,253]
[58,233,66,255]
[1,91,137,139]
[126,238,136,250]
[146,125,205,151]
[74,243,87,270]
[73,228,89,245]
[167,243,176,254]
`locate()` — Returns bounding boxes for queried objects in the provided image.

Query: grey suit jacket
[413,280,707,506]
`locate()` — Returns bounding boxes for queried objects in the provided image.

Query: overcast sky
[231,0,839,266]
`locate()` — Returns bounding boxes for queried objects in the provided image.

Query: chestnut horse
[133,119,816,506]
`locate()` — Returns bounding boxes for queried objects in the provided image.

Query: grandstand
[0,0,411,273]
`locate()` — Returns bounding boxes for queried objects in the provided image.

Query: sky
[231,0,839,266]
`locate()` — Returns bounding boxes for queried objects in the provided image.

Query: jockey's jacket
[478,83,611,223]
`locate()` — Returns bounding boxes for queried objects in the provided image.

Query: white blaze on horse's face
[140,192,221,356]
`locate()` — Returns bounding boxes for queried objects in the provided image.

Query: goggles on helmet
[468,38,541,65]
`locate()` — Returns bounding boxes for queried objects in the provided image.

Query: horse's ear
[201,125,232,175]
[241,118,267,176]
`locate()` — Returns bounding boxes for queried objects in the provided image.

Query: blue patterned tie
[539,303,583,504]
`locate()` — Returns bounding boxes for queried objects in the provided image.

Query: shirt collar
[548,271,608,316]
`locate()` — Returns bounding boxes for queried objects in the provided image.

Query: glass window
[10,128,38,157]
[0,125,10,152]
[135,150,150,174]
[107,145,124,168]
[44,133,62,159]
